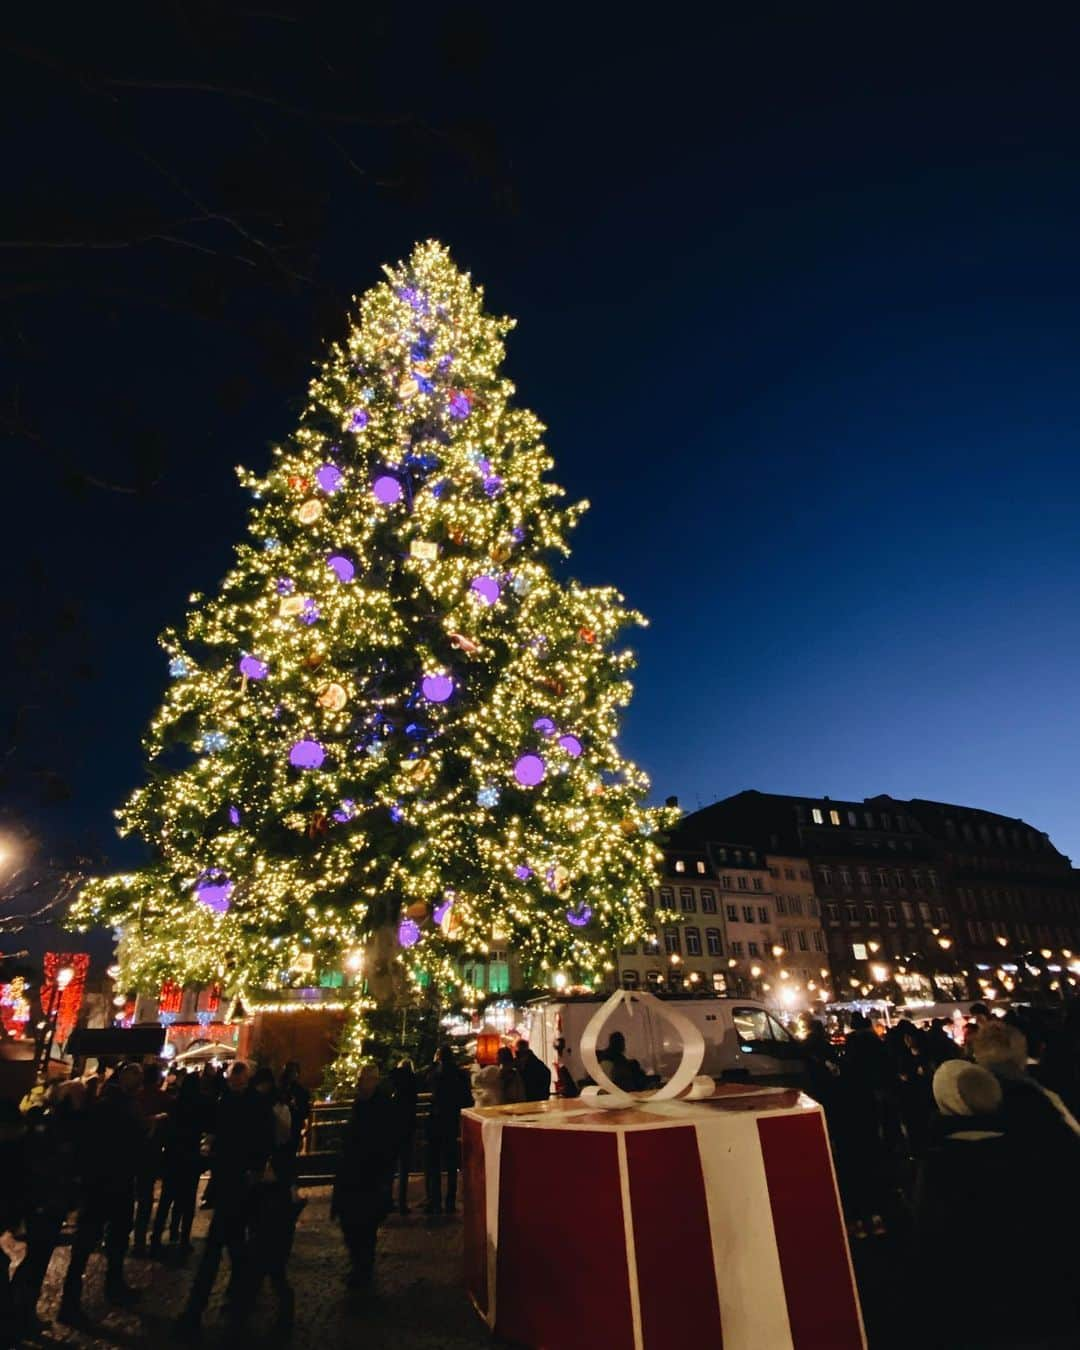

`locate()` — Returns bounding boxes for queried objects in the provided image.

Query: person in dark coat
[916,1058,1078,1347]
[58,1062,147,1326]
[496,1047,526,1104]
[514,1038,552,1103]
[10,1081,86,1333]
[279,1061,311,1157]
[175,1060,275,1338]
[425,1046,473,1214]
[131,1062,168,1255]
[232,1151,305,1328]
[150,1070,206,1255]
[598,1031,650,1092]
[387,1059,419,1213]
[333,1065,396,1288]
[834,1013,892,1239]
[0,1099,28,1346]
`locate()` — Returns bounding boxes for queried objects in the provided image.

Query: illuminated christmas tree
[73,242,672,1003]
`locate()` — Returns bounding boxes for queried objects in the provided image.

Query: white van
[522,994,806,1094]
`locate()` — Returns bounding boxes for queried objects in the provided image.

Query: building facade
[675,790,1080,1003]
[615,837,827,1007]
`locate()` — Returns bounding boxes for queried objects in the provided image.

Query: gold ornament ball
[297,499,323,525]
[317,682,348,711]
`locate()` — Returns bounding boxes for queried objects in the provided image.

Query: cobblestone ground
[20,1180,494,1350]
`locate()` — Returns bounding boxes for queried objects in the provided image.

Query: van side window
[766,1012,793,1041]
[733,1007,772,1042]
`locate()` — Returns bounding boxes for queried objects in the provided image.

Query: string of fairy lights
[71,241,676,1011]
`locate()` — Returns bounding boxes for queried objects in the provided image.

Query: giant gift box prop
[462,991,865,1350]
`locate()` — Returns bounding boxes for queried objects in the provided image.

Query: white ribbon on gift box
[578,987,713,1108]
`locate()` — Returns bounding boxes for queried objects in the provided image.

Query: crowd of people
[0,1055,311,1342]
[801,1002,1080,1348]
[0,1037,554,1342]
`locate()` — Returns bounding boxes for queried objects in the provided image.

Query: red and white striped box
[462,1086,865,1350]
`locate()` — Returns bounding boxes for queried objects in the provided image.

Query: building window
[928,870,939,890]
[706,928,722,955]
[697,860,706,874]
[664,928,681,954]
[790,896,803,916]
[737,875,749,890]
[797,930,808,951]
[621,941,638,955]
[776,895,787,914]
[785,867,796,880]
[721,875,732,890]
[768,865,779,878]
[857,868,870,886]
[936,907,948,924]
[757,906,768,924]
[894,870,905,889]
[622,970,639,989]
[848,811,858,826]
[839,867,851,888]
[912,871,923,890]
[800,869,810,881]
[845,903,858,923]
[901,902,914,923]
[885,903,897,924]
[812,808,824,824]
[881,814,891,830]
[808,897,818,917]
[875,869,888,888]
[726,904,738,922]
[674,860,685,873]
[865,903,878,923]
[753,877,764,891]
[645,970,663,989]
[645,931,659,953]
[748,942,760,957]
[919,902,932,921]
[819,866,833,886]
[825,902,839,922]
[701,889,717,914]
[659,887,674,908]
[680,888,696,912]
[685,927,702,956]
[742,905,754,923]
[829,809,841,826]
[813,930,825,952]
[864,812,875,829]
[730,941,744,956]
[712,971,727,993]
[780,929,792,950]
[897,814,907,831]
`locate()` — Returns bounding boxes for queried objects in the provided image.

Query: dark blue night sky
[7,9,1080,864]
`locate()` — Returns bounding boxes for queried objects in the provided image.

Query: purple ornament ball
[533,717,557,737]
[194,870,233,914]
[239,655,269,681]
[566,904,593,928]
[327,554,355,582]
[398,917,421,948]
[316,462,344,494]
[289,739,325,770]
[421,674,454,703]
[373,475,403,505]
[514,754,545,787]
[470,576,501,606]
[514,864,533,881]
[558,734,583,758]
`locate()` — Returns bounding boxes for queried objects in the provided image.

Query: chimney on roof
[665,795,679,809]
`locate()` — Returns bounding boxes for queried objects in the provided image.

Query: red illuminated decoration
[159,979,183,1015]
[42,952,90,1048]
[0,977,31,1038]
